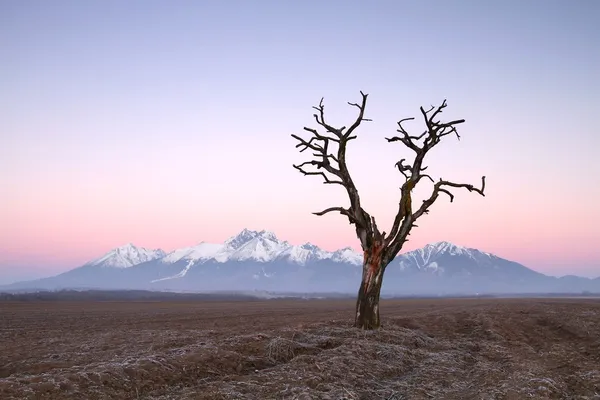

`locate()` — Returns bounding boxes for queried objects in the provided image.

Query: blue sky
[1,0,599,283]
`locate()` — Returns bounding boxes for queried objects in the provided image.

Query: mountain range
[2,229,599,295]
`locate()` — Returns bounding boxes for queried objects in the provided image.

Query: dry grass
[1,298,599,399]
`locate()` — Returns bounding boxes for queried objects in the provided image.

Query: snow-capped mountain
[388,241,554,293]
[86,243,166,268]
[161,242,225,264]
[395,241,537,278]
[2,229,599,295]
[224,229,292,262]
[277,242,330,265]
[159,229,363,267]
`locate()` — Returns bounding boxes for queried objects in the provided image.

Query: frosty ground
[1,297,599,399]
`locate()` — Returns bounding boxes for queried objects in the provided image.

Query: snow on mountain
[332,247,363,265]
[224,229,277,250]
[151,260,195,283]
[75,235,512,274]
[391,240,547,289]
[222,231,364,265]
[160,230,295,264]
[157,230,363,266]
[161,242,225,263]
[86,243,166,269]
[397,241,481,271]
[226,230,290,262]
[3,229,599,295]
[279,243,331,264]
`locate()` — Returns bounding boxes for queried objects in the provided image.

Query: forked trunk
[354,242,387,330]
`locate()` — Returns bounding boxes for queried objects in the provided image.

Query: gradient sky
[1,0,599,283]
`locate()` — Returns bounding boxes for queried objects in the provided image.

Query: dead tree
[292,92,486,330]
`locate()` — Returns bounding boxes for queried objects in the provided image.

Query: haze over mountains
[2,229,598,295]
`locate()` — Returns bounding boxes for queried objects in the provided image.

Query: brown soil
[1,298,599,399]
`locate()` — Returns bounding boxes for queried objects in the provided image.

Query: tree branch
[420,100,465,148]
[383,100,484,259]
[293,94,486,263]
[345,91,372,138]
[412,176,486,220]
[292,92,379,250]
[384,117,424,152]
[313,207,359,224]
[292,163,344,185]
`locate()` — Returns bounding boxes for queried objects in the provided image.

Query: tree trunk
[354,243,387,330]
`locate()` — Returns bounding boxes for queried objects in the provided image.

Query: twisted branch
[292,93,486,263]
[292,92,380,250]
[413,176,486,220]
[383,100,484,259]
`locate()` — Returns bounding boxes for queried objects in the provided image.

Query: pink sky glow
[1,1,599,282]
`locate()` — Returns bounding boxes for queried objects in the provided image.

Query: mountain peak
[332,247,363,265]
[10,232,598,295]
[257,230,278,241]
[224,229,280,250]
[338,246,357,252]
[115,243,137,251]
[87,243,166,269]
[424,241,468,255]
[397,240,486,274]
[225,230,287,262]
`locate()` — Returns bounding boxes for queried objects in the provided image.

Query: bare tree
[292,92,486,330]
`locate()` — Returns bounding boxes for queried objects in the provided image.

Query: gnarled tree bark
[355,237,387,329]
[291,92,486,329]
